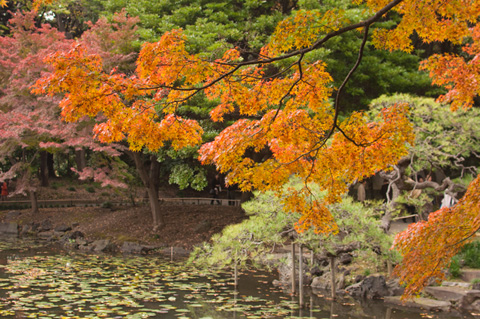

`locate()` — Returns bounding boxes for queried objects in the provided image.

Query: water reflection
[0,241,475,319]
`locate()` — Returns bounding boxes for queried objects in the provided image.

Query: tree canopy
[7,0,480,298]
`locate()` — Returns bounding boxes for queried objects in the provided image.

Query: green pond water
[0,238,474,319]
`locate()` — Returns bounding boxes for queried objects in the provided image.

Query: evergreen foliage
[189,179,396,271]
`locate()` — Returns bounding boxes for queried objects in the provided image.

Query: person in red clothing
[1,181,8,201]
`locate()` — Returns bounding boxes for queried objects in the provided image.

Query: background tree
[0,10,126,212]
[0,10,73,211]
[368,94,480,230]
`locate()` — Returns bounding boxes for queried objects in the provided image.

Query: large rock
[458,290,480,312]
[425,286,480,312]
[0,222,18,236]
[62,230,85,241]
[275,253,313,286]
[386,278,405,296]
[311,272,346,291]
[442,281,471,288]
[161,246,190,257]
[338,253,353,265]
[37,230,56,240]
[90,239,116,252]
[54,224,72,232]
[59,230,86,249]
[460,269,480,282]
[384,296,451,311]
[345,275,389,299]
[120,241,155,254]
[39,219,53,232]
[424,286,469,303]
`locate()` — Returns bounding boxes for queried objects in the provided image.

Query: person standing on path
[210,174,222,205]
[1,181,8,201]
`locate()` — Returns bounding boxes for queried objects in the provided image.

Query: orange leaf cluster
[368,0,480,52]
[199,101,413,233]
[421,25,480,110]
[393,174,480,298]
[263,9,345,57]
[33,41,203,152]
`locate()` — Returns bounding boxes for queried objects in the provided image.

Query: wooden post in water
[329,256,336,300]
[291,243,296,294]
[330,299,335,318]
[385,307,392,319]
[170,246,173,261]
[234,261,238,289]
[299,245,304,307]
[310,295,313,318]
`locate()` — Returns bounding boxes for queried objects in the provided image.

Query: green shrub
[461,241,480,268]
[67,186,76,192]
[101,201,113,209]
[449,256,461,278]
[85,186,95,193]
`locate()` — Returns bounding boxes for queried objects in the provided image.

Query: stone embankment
[0,219,189,257]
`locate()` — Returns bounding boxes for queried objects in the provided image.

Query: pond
[0,239,474,319]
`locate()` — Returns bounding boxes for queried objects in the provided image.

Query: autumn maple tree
[32,0,480,297]
[0,10,75,212]
[0,10,131,212]
[33,12,204,229]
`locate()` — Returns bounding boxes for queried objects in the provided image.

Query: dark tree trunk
[149,157,160,194]
[56,13,66,33]
[39,151,49,187]
[29,190,38,214]
[130,151,164,230]
[75,149,87,172]
[47,153,55,178]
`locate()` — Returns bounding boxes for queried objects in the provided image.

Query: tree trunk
[130,151,164,230]
[146,180,163,229]
[149,157,160,194]
[29,190,38,214]
[75,149,87,172]
[381,181,402,232]
[47,153,55,178]
[39,151,49,187]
